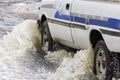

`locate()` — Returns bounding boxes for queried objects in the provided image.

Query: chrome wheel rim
[42,28,49,52]
[96,48,107,79]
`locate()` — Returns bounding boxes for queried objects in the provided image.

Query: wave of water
[45,47,98,80]
[0,20,53,80]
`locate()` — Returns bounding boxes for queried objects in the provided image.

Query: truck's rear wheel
[94,40,113,80]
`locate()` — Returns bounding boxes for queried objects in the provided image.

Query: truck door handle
[66,3,70,10]
[86,19,90,25]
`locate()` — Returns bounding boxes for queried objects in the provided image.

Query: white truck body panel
[39,0,120,53]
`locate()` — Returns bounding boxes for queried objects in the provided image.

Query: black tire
[41,21,54,53]
[94,40,113,80]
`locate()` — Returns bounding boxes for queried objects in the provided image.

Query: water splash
[46,47,98,80]
[0,20,52,80]
[45,50,72,65]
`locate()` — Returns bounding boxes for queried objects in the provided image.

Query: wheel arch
[90,29,104,49]
[37,11,48,27]
[41,14,47,26]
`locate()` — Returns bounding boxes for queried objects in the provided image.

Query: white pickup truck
[37,0,120,80]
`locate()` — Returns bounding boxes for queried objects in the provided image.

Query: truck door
[51,0,74,45]
[70,0,90,49]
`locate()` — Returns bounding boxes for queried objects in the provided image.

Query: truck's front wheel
[41,21,61,55]
[94,40,113,80]
[41,21,54,53]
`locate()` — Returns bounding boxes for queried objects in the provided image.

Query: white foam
[46,47,98,80]
[45,50,72,65]
[0,20,52,80]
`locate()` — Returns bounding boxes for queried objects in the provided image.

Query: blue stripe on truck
[74,16,86,24]
[55,11,120,30]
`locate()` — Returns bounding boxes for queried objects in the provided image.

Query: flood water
[0,0,56,80]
